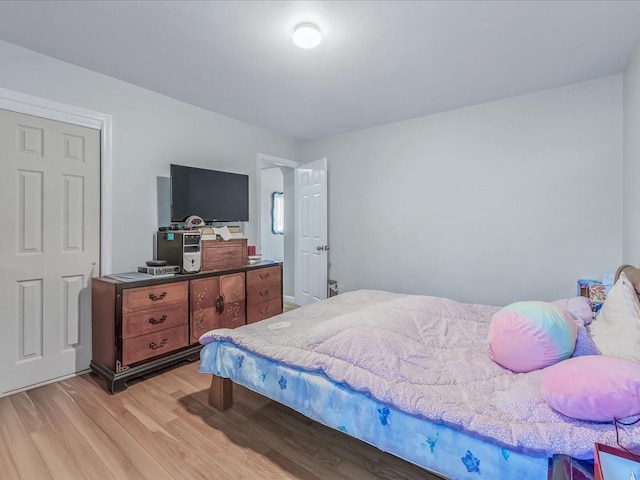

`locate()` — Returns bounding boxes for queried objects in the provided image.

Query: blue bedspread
[201,340,549,479]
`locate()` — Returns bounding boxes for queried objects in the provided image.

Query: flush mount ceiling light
[292,23,321,49]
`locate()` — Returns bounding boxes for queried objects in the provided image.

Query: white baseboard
[0,368,92,398]
[284,295,296,304]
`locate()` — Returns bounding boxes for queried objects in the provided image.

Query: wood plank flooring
[0,361,443,480]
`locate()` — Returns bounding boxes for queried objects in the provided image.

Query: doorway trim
[256,153,300,302]
[256,152,301,248]
[0,86,113,274]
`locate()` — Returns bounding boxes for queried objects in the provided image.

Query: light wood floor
[0,361,443,480]
[283,300,299,312]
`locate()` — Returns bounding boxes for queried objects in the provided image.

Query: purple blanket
[200,290,637,458]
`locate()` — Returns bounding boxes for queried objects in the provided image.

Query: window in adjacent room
[272,191,284,234]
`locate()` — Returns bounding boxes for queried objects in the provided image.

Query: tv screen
[170,164,249,222]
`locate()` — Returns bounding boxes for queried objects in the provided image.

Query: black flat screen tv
[170,164,249,222]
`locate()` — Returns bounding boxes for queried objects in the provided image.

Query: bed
[199,275,640,479]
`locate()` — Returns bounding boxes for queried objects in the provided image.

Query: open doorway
[257,154,299,304]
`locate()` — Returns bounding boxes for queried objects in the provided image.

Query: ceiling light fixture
[292,23,321,49]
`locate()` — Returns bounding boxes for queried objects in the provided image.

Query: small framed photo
[594,443,640,480]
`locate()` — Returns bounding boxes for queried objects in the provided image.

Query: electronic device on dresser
[138,264,181,275]
[156,231,201,273]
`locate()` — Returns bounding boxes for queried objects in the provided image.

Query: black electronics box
[137,265,181,275]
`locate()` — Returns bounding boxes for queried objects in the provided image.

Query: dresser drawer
[122,325,188,365]
[122,281,188,313]
[247,298,282,324]
[247,281,281,306]
[122,303,187,340]
[246,266,281,287]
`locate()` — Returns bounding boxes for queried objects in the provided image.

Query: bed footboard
[208,375,233,410]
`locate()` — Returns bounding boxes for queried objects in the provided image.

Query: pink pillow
[488,301,577,373]
[541,356,640,422]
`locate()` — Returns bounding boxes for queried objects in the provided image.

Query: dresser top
[97,260,282,288]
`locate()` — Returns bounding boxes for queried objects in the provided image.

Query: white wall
[303,76,623,306]
[0,39,627,303]
[0,40,302,272]
[623,42,640,264]
[260,167,284,261]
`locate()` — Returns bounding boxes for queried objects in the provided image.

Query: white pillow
[590,271,640,362]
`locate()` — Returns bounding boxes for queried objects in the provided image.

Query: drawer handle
[259,272,270,280]
[149,338,168,350]
[260,306,270,314]
[259,289,270,297]
[215,294,225,314]
[149,315,167,325]
[149,291,167,301]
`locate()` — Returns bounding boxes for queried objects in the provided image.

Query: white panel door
[0,108,100,395]
[295,158,327,306]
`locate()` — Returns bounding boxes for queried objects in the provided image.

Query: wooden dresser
[91,261,282,393]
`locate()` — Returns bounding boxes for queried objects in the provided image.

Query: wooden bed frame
[208,375,233,410]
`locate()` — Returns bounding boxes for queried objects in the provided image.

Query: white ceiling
[0,0,639,140]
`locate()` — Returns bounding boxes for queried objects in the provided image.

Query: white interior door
[0,108,100,395]
[295,157,327,306]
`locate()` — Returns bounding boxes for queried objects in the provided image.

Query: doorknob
[316,245,329,251]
